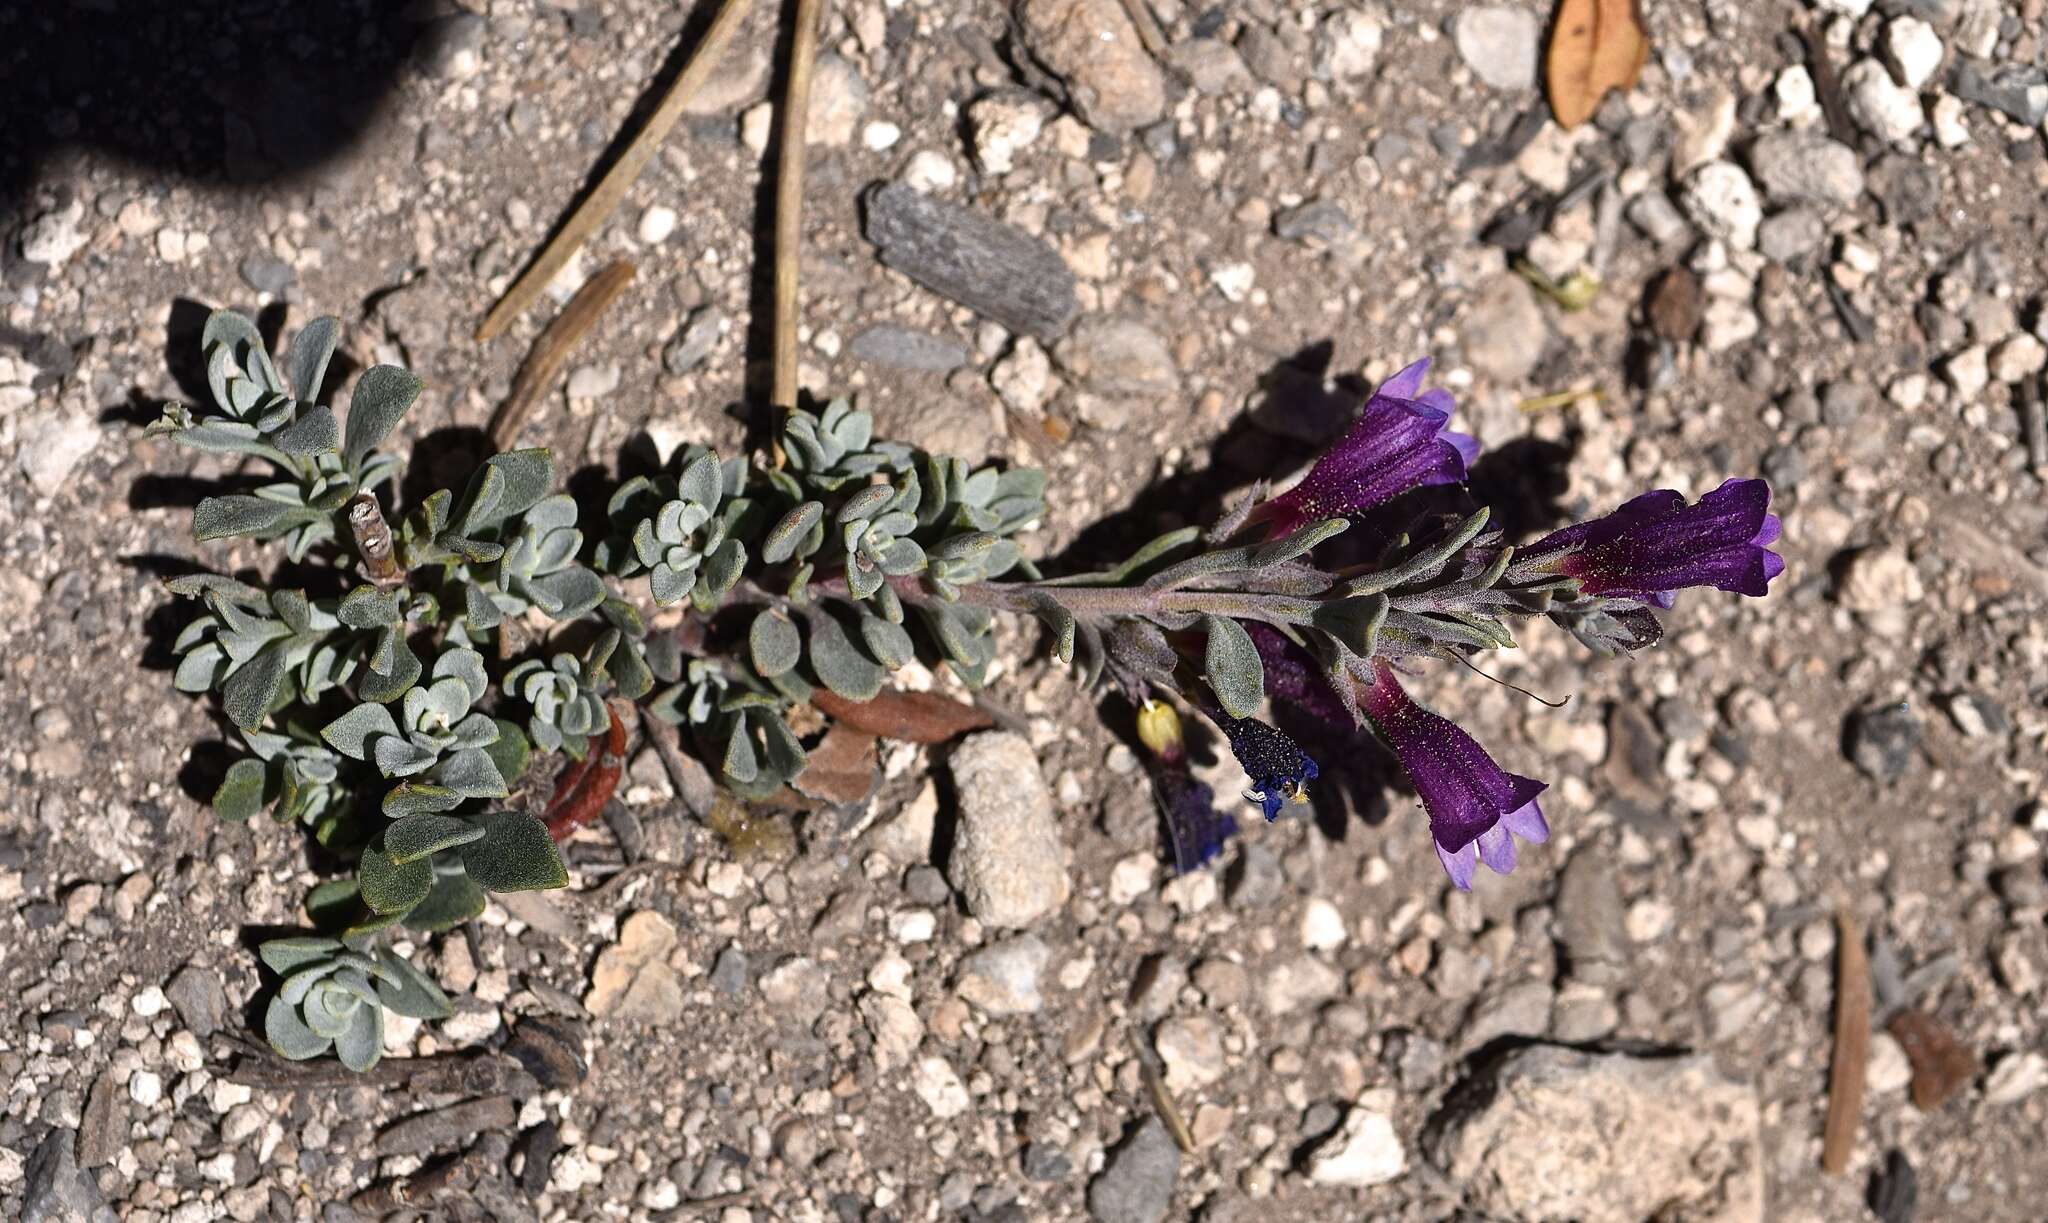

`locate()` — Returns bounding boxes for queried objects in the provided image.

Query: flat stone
[1681,161,1762,250]
[947,731,1070,928]
[1428,1046,1762,1223]
[164,965,227,1037]
[758,956,832,1025]
[847,325,968,373]
[1153,1015,1226,1091]
[1748,130,1863,207]
[76,1070,126,1169]
[1055,316,1178,399]
[1453,6,1539,91]
[864,183,1078,343]
[1087,1117,1179,1223]
[1950,59,2048,126]
[663,306,728,375]
[1306,1093,1406,1186]
[1843,59,1923,143]
[1164,39,1251,95]
[584,910,685,1022]
[805,54,867,147]
[956,934,1051,1015]
[17,410,98,497]
[1461,274,1547,384]
[1018,0,1167,135]
[681,44,771,115]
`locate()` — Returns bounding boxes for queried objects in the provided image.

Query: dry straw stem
[474,0,752,343]
[1821,906,1870,1175]
[771,0,830,414]
[487,259,637,451]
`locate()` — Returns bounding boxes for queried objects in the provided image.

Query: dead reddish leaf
[810,687,993,744]
[791,725,880,808]
[1888,1009,1978,1111]
[1546,0,1650,130]
[1647,266,1703,344]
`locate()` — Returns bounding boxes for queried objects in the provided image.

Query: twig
[1133,1033,1197,1153]
[1518,387,1606,414]
[771,0,829,415]
[1798,24,1856,148]
[488,259,637,451]
[1118,0,1170,59]
[1821,906,1870,1175]
[219,1036,533,1095]
[475,0,752,342]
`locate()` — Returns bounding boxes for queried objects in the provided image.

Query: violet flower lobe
[1357,660,1548,889]
[1517,477,1784,608]
[1256,358,1480,537]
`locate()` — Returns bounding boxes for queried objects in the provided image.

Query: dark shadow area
[1465,436,1576,542]
[397,425,494,517]
[0,2,437,212]
[178,738,237,806]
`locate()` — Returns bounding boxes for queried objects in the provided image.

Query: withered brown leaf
[1546,0,1650,130]
[810,687,994,744]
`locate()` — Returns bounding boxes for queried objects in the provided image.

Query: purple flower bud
[1257,358,1479,537]
[1155,763,1235,873]
[1357,660,1549,890]
[1521,478,1784,607]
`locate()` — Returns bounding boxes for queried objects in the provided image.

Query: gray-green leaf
[359,847,433,915]
[385,814,487,864]
[461,811,569,892]
[214,757,271,821]
[749,609,802,677]
[1202,615,1265,719]
[342,365,423,472]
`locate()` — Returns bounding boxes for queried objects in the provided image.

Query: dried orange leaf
[1546,0,1650,130]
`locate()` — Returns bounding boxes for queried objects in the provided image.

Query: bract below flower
[1357,660,1548,889]
[1257,358,1480,537]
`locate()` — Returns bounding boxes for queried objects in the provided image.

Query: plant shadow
[0,2,434,211]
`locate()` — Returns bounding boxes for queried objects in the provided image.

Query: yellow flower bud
[1135,700,1183,758]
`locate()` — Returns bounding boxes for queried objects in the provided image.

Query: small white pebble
[129,1070,164,1108]
[132,986,167,1018]
[1300,899,1348,951]
[637,205,677,245]
[862,120,902,151]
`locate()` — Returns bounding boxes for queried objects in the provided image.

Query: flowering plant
[157,309,1781,1069]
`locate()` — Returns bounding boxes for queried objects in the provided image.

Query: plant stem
[474,0,751,342]
[489,259,637,451]
[771,0,828,416]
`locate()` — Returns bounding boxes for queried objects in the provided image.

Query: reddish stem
[543,702,628,842]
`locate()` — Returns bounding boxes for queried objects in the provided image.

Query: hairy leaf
[214,757,271,821]
[806,606,886,701]
[386,814,486,864]
[288,316,340,404]
[272,405,339,455]
[403,870,489,933]
[223,644,289,732]
[1202,615,1265,719]
[750,609,803,677]
[373,948,453,1019]
[260,936,342,975]
[193,495,316,542]
[342,365,424,472]
[358,847,433,915]
[461,811,569,892]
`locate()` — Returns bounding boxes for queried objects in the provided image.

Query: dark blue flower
[1214,713,1320,820]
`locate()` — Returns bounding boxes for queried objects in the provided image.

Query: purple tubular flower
[1524,478,1784,606]
[1155,764,1235,874]
[1258,358,1479,537]
[1357,660,1549,890]
[1213,714,1320,821]
[1244,623,1354,728]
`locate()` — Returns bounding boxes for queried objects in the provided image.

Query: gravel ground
[4,1,2048,1220]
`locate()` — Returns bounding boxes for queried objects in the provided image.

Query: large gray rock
[864,183,1078,343]
[1460,275,1547,385]
[23,1128,114,1223]
[1087,1117,1179,1223]
[1428,1046,1763,1223]
[946,732,1069,928]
